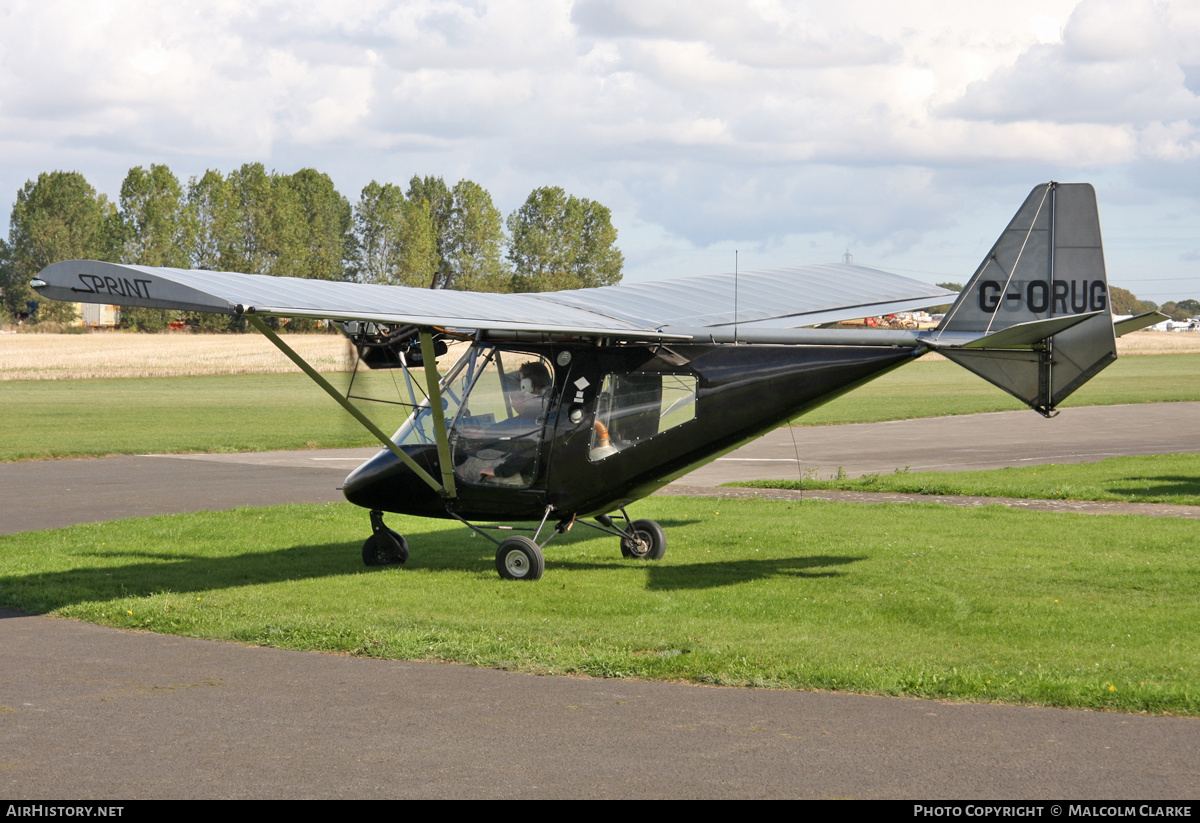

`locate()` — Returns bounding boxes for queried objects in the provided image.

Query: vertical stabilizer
[934,183,1116,416]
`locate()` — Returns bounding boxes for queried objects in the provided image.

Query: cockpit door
[447,346,555,490]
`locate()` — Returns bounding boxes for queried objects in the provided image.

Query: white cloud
[0,0,1197,296]
[946,0,1200,128]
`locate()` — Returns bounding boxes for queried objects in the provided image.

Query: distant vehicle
[31,183,1158,580]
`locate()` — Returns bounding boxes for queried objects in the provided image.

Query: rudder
[933,183,1116,416]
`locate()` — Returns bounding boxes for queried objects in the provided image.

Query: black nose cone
[343,447,443,517]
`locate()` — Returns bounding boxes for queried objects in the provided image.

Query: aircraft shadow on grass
[1107,475,1200,500]
[0,522,863,612]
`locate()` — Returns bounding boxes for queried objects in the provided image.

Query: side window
[588,373,697,461]
[450,351,554,488]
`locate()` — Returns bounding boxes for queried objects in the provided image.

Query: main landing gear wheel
[363,530,410,566]
[495,536,545,581]
[621,519,666,560]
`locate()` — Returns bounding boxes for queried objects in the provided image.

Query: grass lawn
[0,371,407,461]
[2,496,1196,715]
[3,353,1200,462]
[731,453,1200,506]
[801,353,1200,425]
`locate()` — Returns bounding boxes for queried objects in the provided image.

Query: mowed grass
[0,371,412,461]
[734,453,1200,506]
[801,352,1200,424]
[2,497,1197,714]
[3,353,1200,461]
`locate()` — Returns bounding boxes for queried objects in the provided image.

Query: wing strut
[246,316,455,499]
[418,330,458,497]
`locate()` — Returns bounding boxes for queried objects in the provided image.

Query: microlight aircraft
[32,183,1157,580]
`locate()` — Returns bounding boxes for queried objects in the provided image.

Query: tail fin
[933,182,1116,416]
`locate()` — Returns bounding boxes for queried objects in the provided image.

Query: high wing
[30,260,955,339]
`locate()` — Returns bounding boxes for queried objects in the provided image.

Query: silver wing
[30,260,955,339]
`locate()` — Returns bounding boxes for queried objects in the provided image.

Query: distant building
[70,302,119,328]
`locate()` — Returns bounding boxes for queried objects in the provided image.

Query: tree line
[0,165,624,328]
[1109,286,1199,322]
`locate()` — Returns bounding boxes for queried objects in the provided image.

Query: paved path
[2,404,1199,798]
[677,402,1200,485]
[3,606,1196,799]
[5,403,1197,536]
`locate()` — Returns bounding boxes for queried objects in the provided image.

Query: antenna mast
[734,250,739,344]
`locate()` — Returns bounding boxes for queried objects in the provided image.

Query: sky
[1,0,1198,302]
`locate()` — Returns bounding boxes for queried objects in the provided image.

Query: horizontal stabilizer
[1114,310,1167,337]
[925,311,1103,350]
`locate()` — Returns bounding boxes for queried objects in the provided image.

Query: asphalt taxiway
[2,403,1198,798]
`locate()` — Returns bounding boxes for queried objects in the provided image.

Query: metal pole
[247,315,447,496]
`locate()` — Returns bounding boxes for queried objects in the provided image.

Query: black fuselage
[342,342,912,521]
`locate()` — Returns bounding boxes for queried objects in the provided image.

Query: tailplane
[930,182,1116,416]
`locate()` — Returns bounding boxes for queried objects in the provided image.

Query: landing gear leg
[363,509,410,566]
[446,504,563,581]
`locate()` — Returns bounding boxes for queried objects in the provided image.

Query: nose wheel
[363,510,410,566]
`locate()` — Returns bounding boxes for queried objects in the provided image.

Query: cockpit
[393,343,555,490]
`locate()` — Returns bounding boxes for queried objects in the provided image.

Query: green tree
[406,175,454,289]
[118,164,194,331]
[119,164,192,268]
[354,181,439,287]
[354,181,407,285]
[2,171,119,323]
[1109,286,1148,316]
[1158,301,1197,322]
[400,199,440,287]
[506,186,623,292]
[225,162,281,276]
[187,169,238,272]
[445,179,507,292]
[0,239,14,321]
[277,168,353,281]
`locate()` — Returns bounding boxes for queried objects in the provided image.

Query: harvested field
[1116,329,1200,354]
[881,329,1200,362]
[1,328,1197,381]
[0,332,354,380]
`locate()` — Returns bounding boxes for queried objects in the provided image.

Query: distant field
[2,331,1199,461]
[1,329,1196,380]
[0,331,353,380]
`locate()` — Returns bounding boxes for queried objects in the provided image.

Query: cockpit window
[391,345,555,488]
[588,373,697,461]
[448,348,554,488]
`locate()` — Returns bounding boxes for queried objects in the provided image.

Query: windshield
[391,343,552,451]
[391,343,483,447]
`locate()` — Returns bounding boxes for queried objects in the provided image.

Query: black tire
[495,536,545,581]
[362,530,410,566]
[620,519,666,560]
